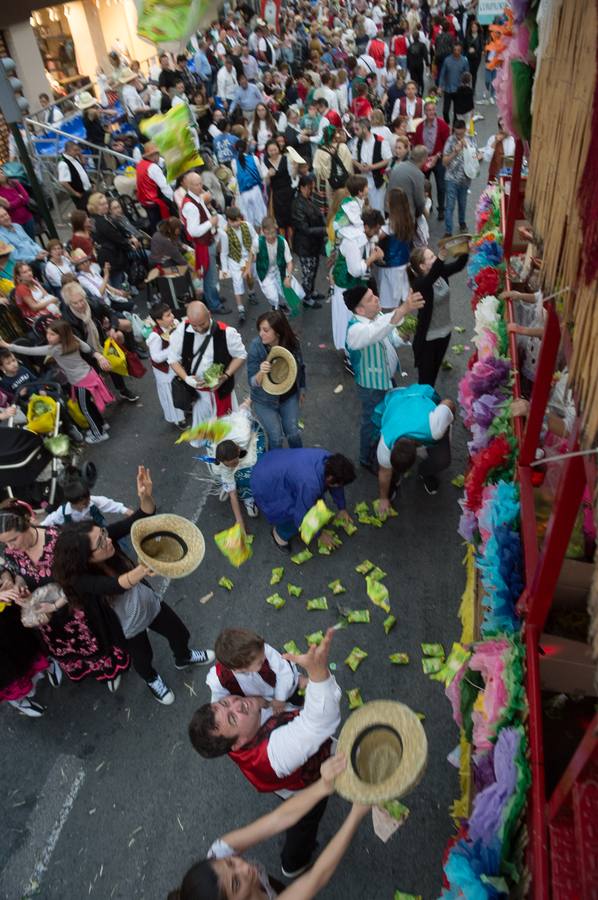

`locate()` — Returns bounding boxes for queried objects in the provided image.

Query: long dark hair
[46,320,80,354]
[53,522,134,607]
[0,498,32,535]
[256,309,299,353]
[167,859,223,900]
[235,138,249,169]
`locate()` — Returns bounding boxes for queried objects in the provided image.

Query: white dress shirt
[122,83,146,115]
[220,221,258,270]
[206,643,299,703]
[145,161,174,200]
[42,495,129,526]
[217,65,239,101]
[180,190,213,239]
[57,154,91,191]
[346,311,402,379]
[167,319,247,377]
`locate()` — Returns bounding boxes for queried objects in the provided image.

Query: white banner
[478,0,509,25]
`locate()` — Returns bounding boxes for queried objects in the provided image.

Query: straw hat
[334,700,428,804]
[74,91,99,110]
[70,248,90,265]
[262,346,297,396]
[119,67,138,84]
[142,142,160,158]
[439,233,471,257]
[286,146,307,166]
[131,514,205,579]
[0,240,14,256]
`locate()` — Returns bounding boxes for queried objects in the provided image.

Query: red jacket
[136,159,170,219]
[414,116,450,157]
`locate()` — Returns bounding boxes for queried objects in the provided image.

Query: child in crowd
[146,303,185,429]
[219,206,258,325]
[255,216,305,311]
[454,72,474,128]
[0,349,38,405]
[424,85,441,106]
[206,627,304,712]
[41,472,132,527]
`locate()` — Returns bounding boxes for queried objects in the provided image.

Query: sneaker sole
[149,689,175,704]
[174,659,213,670]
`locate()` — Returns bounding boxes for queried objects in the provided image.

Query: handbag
[171,328,213,414]
[328,149,349,190]
[123,348,147,379]
[463,141,480,180]
[102,337,128,376]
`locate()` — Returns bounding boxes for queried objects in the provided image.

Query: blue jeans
[254,393,303,449]
[203,242,222,312]
[356,385,386,466]
[444,180,469,235]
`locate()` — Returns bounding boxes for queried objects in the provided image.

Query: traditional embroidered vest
[180,319,234,398]
[375,383,439,448]
[357,135,387,188]
[346,316,397,390]
[399,97,424,119]
[61,156,86,193]
[215,659,276,696]
[151,325,170,374]
[181,193,214,247]
[61,503,105,526]
[136,159,160,206]
[227,222,253,263]
[256,235,286,282]
[332,239,368,290]
[229,710,332,793]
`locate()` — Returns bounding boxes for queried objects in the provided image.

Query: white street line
[0,754,86,898]
[156,475,212,601]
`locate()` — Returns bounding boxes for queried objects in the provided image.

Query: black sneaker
[311,292,325,300]
[343,356,354,375]
[174,649,215,670]
[119,389,139,403]
[213,305,231,316]
[146,674,175,705]
[248,292,259,306]
[459,223,467,232]
[437,210,445,221]
[419,474,439,495]
[303,299,322,309]
[238,308,246,325]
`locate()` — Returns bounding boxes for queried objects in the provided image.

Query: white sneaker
[9,697,45,717]
[107,674,121,693]
[174,649,215,670]
[146,674,175,705]
[244,499,259,518]
[85,432,109,445]
[47,658,63,688]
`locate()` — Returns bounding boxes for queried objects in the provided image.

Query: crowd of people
[0,1,513,898]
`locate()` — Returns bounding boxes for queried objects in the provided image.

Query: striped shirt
[346,312,401,390]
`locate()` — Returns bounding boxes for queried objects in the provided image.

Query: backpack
[328,150,349,190]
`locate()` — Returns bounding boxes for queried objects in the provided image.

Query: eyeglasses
[92,527,109,552]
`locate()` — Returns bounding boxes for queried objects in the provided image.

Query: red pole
[526,624,550,900]
[520,303,561,466]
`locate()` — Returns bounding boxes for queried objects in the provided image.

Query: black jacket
[291,193,325,258]
[412,254,468,366]
[92,215,130,272]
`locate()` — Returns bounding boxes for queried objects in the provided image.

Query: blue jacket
[247,337,306,409]
[250,448,346,527]
[439,55,470,93]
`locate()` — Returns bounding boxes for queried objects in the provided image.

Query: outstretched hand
[282,627,335,683]
[136,465,153,501]
[320,752,347,792]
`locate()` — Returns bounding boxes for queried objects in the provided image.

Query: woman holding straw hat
[247,309,305,450]
[168,754,369,900]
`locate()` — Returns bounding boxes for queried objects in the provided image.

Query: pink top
[0,181,32,226]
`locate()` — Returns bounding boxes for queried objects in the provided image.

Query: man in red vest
[135,142,175,234]
[414,101,451,221]
[189,628,341,879]
[180,170,227,313]
[391,80,424,128]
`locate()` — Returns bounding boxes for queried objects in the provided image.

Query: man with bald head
[180,170,227,314]
[167,301,247,442]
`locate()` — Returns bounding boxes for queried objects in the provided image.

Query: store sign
[478,0,508,25]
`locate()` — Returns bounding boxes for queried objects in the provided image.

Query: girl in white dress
[231,140,268,230]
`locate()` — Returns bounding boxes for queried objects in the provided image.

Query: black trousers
[417,333,451,387]
[419,430,451,478]
[443,91,456,123]
[280,796,328,872]
[126,601,190,682]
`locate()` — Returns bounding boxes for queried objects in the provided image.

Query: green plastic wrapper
[394,892,422,900]
[383,799,410,822]
[354,501,370,518]
[355,559,374,575]
[421,657,443,674]
[283,640,301,655]
[347,688,364,709]
[291,548,313,565]
[266,593,286,610]
[218,577,233,591]
[306,597,328,611]
[214,523,253,567]
[334,516,358,535]
[347,609,370,624]
[287,583,303,597]
[421,643,445,658]
[300,499,334,544]
[441,360,453,371]
[396,312,417,341]
[140,104,203,182]
[451,474,465,488]
[416,712,426,721]
[368,565,387,582]
[366,576,390,613]
[451,343,465,355]
[389,653,409,665]
[454,325,466,334]
[317,530,342,555]
[372,499,398,521]
[270,567,284,585]
[176,418,231,445]
[383,615,397,634]
[345,646,368,671]
[305,630,324,646]
[328,579,346,595]
[202,363,225,388]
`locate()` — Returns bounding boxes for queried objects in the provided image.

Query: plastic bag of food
[202,363,225,388]
[421,643,445,659]
[218,576,234,591]
[396,313,417,342]
[422,657,443,674]
[214,523,253,567]
[306,597,328,611]
[347,688,364,709]
[383,615,397,634]
[291,548,313,565]
[334,515,358,535]
[345,646,368,671]
[368,565,386,582]
[283,640,302,655]
[366,576,390,613]
[300,500,334,544]
[287,583,303,597]
[355,559,374,575]
[305,630,324,646]
[347,609,370,624]
[270,567,284,585]
[328,579,346,595]
[383,800,410,823]
[266,592,286,610]
[389,653,409,665]
[317,530,342,555]
[372,499,398,521]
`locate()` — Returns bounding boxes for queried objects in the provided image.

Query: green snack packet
[383,799,410,823]
[354,501,370,517]
[441,360,453,371]
[366,576,390,613]
[396,312,417,341]
[287,583,303,597]
[218,577,234,591]
[291,548,313,565]
[422,657,443,674]
[334,516,358,535]
[283,640,301,655]
[355,559,374,575]
[298,419,305,430]
[389,653,409,665]
[421,643,445,658]
[300,500,334,544]
[372,499,398,521]
[454,325,466,334]
[266,593,286,610]
[328,579,346,595]
[345,646,368,671]
[306,597,328,611]
[245,533,255,545]
[318,530,342,555]
[394,892,422,900]
[347,609,370,624]
[451,343,465,355]
[416,712,426,721]
[270,567,284,585]
[347,688,364,709]
[383,615,397,634]
[368,565,387,582]
[451,474,465,488]
[305,630,324,646]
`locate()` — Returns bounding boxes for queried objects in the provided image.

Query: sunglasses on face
[92,527,109,552]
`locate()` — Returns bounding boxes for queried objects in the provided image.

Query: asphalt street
[0,108,498,900]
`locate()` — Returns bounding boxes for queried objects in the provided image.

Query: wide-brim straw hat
[0,240,15,256]
[262,346,297,396]
[119,67,138,84]
[335,700,428,804]
[74,91,99,110]
[439,233,471,257]
[286,146,307,166]
[131,514,205,579]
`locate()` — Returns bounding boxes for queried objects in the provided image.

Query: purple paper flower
[469,727,520,845]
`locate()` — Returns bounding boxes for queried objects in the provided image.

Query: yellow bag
[102,337,128,376]
[67,398,89,429]
[26,394,58,434]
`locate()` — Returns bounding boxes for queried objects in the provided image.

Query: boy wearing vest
[374,383,455,510]
[57,142,92,212]
[344,282,424,469]
[219,207,258,325]
[353,117,392,213]
[189,628,341,879]
[41,480,131,528]
[146,303,185,428]
[206,627,304,713]
[255,216,305,311]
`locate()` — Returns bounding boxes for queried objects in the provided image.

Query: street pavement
[0,107,497,900]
